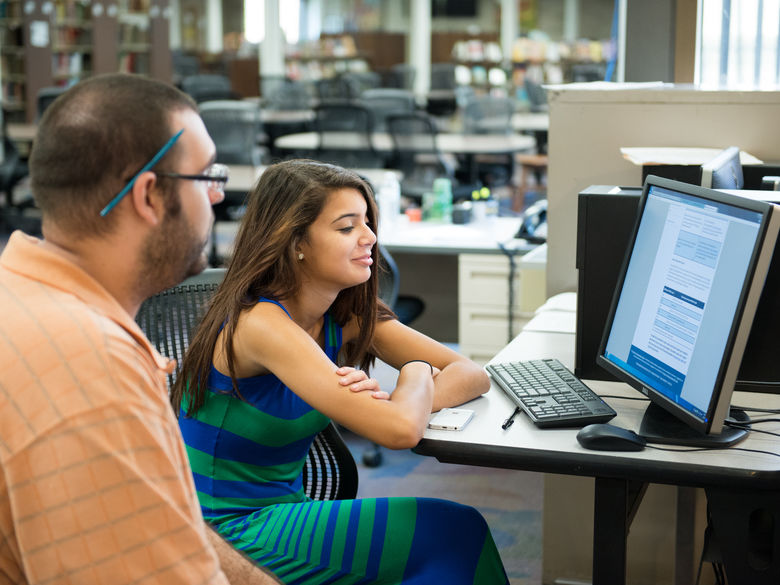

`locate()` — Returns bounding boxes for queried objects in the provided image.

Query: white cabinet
[458,247,546,364]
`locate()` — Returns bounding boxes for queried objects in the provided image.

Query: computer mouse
[576,423,647,451]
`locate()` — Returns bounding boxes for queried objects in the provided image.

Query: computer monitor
[701,146,744,190]
[596,175,780,447]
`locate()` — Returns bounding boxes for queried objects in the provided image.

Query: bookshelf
[0,0,170,123]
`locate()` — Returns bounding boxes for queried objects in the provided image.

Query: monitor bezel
[596,175,779,437]
[701,146,744,190]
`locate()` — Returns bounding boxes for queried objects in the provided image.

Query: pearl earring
[298,253,304,260]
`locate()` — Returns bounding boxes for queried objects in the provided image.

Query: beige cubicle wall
[545,83,780,297]
[541,83,780,585]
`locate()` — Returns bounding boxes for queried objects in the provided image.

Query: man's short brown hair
[30,74,198,236]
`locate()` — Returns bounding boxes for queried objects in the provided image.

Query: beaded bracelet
[401,360,434,375]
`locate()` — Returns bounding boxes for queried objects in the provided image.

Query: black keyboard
[486,358,617,428]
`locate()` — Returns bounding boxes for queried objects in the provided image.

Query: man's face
[140,109,224,291]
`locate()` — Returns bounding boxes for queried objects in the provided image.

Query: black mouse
[576,423,647,451]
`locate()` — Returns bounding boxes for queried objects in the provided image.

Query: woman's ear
[129,171,164,226]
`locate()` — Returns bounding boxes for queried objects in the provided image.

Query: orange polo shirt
[0,232,229,585]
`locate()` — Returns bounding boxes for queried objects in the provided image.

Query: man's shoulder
[0,272,171,458]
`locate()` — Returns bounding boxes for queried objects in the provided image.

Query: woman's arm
[227,303,434,449]
[368,319,491,412]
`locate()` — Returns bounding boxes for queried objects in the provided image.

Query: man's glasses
[99,129,231,217]
[100,129,185,217]
[156,163,230,195]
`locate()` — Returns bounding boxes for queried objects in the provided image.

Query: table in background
[414,308,780,585]
[274,131,535,184]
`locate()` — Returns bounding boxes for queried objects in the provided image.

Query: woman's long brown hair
[171,160,395,416]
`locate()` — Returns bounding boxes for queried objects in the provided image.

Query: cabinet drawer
[458,304,530,347]
[459,253,522,307]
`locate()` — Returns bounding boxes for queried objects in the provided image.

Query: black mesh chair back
[315,76,359,102]
[314,103,384,168]
[463,95,515,135]
[524,78,548,113]
[386,112,451,198]
[388,63,416,90]
[263,78,312,111]
[430,63,457,90]
[36,86,67,120]
[198,100,266,166]
[360,88,416,131]
[343,71,381,95]
[181,74,238,103]
[0,111,31,229]
[135,267,358,501]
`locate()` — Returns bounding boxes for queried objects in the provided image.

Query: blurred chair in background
[36,86,67,120]
[263,78,313,111]
[315,76,360,102]
[463,95,515,135]
[462,95,517,188]
[386,111,465,204]
[313,103,385,168]
[343,71,382,95]
[181,74,240,103]
[386,63,416,90]
[198,100,267,166]
[524,78,548,113]
[171,50,200,86]
[360,88,416,131]
[0,112,33,233]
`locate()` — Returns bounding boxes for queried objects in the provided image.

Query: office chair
[315,76,360,102]
[135,267,359,500]
[524,78,548,113]
[262,77,312,111]
[462,95,517,188]
[386,111,463,202]
[387,63,416,90]
[463,95,515,135]
[343,71,382,95]
[181,74,239,103]
[360,88,416,131]
[0,112,34,234]
[35,86,67,120]
[313,102,385,169]
[198,100,267,166]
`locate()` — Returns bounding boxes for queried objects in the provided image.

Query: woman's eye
[339,226,355,233]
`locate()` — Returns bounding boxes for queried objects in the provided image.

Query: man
[0,74,279,584]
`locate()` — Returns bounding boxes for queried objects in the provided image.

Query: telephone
[515,198,547,243]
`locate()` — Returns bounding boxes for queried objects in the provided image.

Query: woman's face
[297,187,377,292]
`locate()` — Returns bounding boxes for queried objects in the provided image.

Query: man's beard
[140,203,211,295]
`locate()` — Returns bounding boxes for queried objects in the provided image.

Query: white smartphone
[427,408,475,431]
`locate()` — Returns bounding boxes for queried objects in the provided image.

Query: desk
[224,165,400,194]
[274,131,535,184]
[382,220,538,357]
[415,310,780,585]
[275,130,535,157]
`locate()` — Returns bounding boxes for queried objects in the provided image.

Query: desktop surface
[416,326,780,487]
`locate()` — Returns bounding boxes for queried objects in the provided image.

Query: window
[697,0,780,88]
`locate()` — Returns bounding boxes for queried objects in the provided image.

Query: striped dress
[179,299,508,584]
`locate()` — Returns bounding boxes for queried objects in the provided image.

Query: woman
[173,160,507,584]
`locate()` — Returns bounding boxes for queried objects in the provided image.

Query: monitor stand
[638,403,749,448]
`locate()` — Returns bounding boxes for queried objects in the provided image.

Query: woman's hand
[336,366,390,400]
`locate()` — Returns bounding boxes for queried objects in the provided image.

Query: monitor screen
[597,175,780,446]
[701,146,744,190]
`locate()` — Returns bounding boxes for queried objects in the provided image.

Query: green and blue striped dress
[179,299,508,584]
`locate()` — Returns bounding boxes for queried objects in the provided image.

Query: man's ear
[129,171,165,226]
